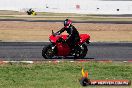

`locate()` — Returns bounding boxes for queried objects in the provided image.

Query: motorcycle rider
[54,19,80,49]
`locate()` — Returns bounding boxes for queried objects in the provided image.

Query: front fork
[51,44,58,56]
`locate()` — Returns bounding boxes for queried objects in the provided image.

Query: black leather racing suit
[55,25,80,48]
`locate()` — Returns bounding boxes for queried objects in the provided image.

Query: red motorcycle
[42,30,90,59]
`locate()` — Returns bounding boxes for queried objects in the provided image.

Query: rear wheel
[42,45,55,59]
[74,44,88,59]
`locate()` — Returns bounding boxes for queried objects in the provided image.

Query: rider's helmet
[64,19,72,28]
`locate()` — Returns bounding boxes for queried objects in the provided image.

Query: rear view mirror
[52,30,54,35]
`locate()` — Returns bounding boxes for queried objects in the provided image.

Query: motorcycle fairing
[56,42,71,56]
[79,34,90,44]
[49,35,67,43]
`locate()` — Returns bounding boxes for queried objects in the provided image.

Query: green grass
[0,62,131,88]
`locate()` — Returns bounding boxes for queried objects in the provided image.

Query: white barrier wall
[0,0,44,12]
[44,0,132,14]
[0,0,132,14]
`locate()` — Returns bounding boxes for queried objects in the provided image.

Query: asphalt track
[0,42,132,61]
[0,19,132,61]
[1,19,132,24]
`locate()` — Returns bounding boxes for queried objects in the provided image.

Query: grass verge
[0,62,131,88]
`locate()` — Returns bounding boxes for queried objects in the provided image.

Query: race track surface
[1,19,132,24]
[0,42,132,61]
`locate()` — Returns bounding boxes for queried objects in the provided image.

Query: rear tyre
[42,45,55,59]
[74,44,88,59]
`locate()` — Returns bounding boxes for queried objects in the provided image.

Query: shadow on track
[46,56,95,60]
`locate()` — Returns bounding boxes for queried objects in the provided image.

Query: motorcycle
[26,9,37,16]
[42,30,90,59]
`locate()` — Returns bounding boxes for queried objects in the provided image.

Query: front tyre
[42,45,55,59]
[74,44,88,59]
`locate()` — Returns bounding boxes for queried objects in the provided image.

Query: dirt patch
[0,21,132,42]
[1,21,132,31]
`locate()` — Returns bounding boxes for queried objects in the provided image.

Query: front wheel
[74,44,88,59]
[42,45,55,59]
